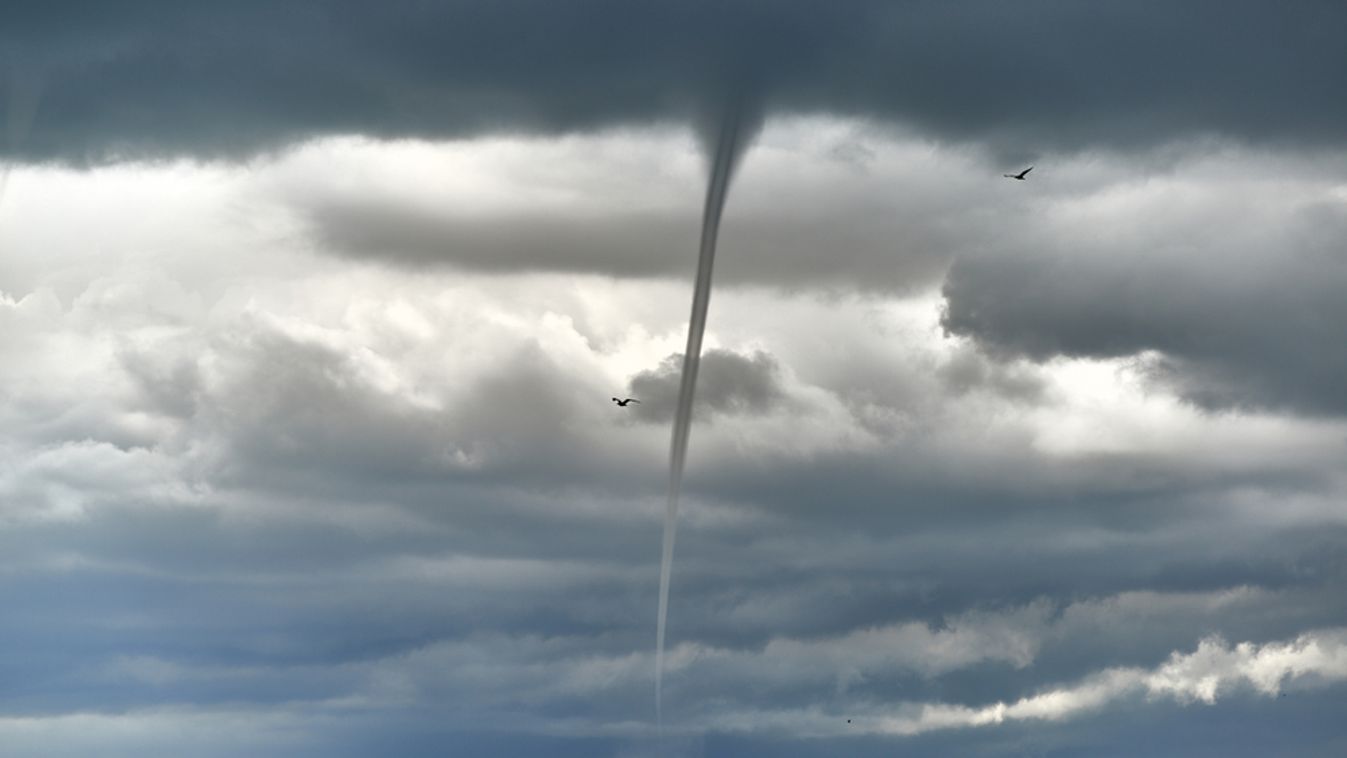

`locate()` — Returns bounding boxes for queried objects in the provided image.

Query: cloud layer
[4,1,1347,164]
[3,4,1346,752]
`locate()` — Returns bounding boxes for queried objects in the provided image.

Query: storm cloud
[3,1,1346,165]
[3,3,1347,756]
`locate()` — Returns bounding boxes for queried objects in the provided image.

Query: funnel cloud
[656,100,760,725]
[3,3,1347,757]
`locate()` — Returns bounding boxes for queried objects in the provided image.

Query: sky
[3,2,1347,756]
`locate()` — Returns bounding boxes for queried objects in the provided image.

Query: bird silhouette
[611,397,640,407]
[1003,166,1033,180]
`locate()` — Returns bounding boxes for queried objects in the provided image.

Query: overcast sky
[3,3,1347,756]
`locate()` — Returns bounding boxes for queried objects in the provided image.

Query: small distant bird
[611,397,640,407]
[1003,166,1033,180]
[846,719,852,724]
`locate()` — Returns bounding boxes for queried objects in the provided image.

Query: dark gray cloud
[290,122,966,293]
[627,349,786,423]
[3,1,1345,164]
[310,202,696,279]
[942,197,1347,414]
[302,181,957,293]
[935,345,1045,404]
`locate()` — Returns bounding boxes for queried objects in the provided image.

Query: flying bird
[1003,166,1033,180]
[611,397,640,407]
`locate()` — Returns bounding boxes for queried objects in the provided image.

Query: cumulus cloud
[942,152,1347,414]
[627,349,787,423]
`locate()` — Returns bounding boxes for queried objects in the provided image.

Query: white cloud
[687,629,1347,738]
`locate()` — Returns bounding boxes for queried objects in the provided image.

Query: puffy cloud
[942,148,1347,414]
[627,349,787,423]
